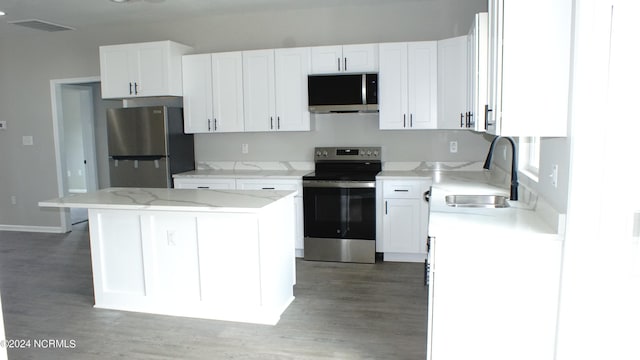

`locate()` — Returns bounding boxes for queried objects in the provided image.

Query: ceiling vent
[8,19,75,32]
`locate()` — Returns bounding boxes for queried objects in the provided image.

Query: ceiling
[0,0,427,39]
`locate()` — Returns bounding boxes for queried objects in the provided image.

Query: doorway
[50,77,118,232]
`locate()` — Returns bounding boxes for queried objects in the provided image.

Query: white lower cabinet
[174,176,305,255]
[377,178,431,262]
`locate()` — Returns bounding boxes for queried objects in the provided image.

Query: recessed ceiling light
[0,11,6,16]
[110,0,130,3]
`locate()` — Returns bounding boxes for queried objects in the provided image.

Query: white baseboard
[0,225,67,233]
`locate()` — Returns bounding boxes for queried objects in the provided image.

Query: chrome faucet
[483,136,519,201]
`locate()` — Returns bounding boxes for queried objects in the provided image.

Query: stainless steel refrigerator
[107,106,194,188]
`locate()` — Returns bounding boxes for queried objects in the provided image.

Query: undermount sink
[445,194,510,208]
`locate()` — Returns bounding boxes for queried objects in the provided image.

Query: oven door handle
[303,180,376,189]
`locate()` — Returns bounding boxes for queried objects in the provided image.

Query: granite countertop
[39,187,296,213]
[173,169,311,179]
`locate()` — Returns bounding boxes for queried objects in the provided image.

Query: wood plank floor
[0,223,426,359]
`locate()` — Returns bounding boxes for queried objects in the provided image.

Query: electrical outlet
[0,121,6,130]
[449,141,458,153]
[22,135,33,146]
[10,196,16,205]
[242,143,249,154]
[551,164,559,188]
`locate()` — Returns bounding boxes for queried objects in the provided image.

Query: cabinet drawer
[382,180,425,199]
[235,179,302,194]
[173,178,236,190]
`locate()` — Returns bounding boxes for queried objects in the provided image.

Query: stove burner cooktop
[303,146,382,181]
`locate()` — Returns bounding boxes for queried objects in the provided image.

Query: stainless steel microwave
[307,73,378,113]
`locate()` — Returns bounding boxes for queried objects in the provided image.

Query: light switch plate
[22,135,33,146]
[0,121,6,130]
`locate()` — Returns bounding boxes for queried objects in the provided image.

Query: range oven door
[303,180,376,240]
[303,180,377,263]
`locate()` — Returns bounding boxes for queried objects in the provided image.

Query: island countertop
[39,187,296,213]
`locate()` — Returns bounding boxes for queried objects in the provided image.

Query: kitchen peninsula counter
[39,188,297,325]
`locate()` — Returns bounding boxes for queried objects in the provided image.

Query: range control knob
[316,151,322,157]
[322,150,329,157]
[373,151,379,157]
[367,150,372,156]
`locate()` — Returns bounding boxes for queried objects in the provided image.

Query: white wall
[0,0,489,229]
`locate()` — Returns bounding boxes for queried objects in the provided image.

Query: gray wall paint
[0,0,505,228]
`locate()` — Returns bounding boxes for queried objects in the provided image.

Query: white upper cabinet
[243,47,311,132]
[183,52,244,133]
[486,0,572,137]
[379,41,438,130]
[100,40,191,99]
[182,54,213,133]
[211,52,245,133]
[437,35,468,130]
[310,44,378,74]
[466,13,489,132]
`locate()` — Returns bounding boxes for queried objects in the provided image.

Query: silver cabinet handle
[261,187,275,190]
[460,113,464,127]
[129,82,133,95]
[270,117,274,130]
[134,82,138,95]
[344,57,348,72]
[485,104,493,130]
[394,189,409,192]
[207,119,212,132]
[337,58,341,71]
[277,116,281,130]
[403,114,407,128]
[410,113,413,127]
[214,118,218,131]
[385,200,388,214]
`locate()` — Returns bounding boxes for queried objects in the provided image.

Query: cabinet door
[243,49,276,132]
[275,47,311,131]
[468,13,489,132]
[437,36,468,129]
[100,44,135,99]
[408,41,438,129]
[487,0,571,136]
[383,199,421,253]
[310,45,343,74]
[379,42,409,129]
[182,54,214,133]
[136,42,170,97]
[342,44,378,73]
[211,52,245,132]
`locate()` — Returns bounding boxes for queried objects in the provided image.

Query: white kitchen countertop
[39,187,296,213]
[428,171,560,237]
[379,169,561,237]
[173,169,311,179]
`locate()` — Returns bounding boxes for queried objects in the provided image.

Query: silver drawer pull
[394,189,410,192]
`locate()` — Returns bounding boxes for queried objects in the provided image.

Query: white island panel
[40,188,296,325]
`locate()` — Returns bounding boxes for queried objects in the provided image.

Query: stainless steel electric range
[302,146,381,263]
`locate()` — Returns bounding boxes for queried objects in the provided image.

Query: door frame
[50,76,101,232]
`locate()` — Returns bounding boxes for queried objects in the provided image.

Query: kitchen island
[39,187,297,325]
